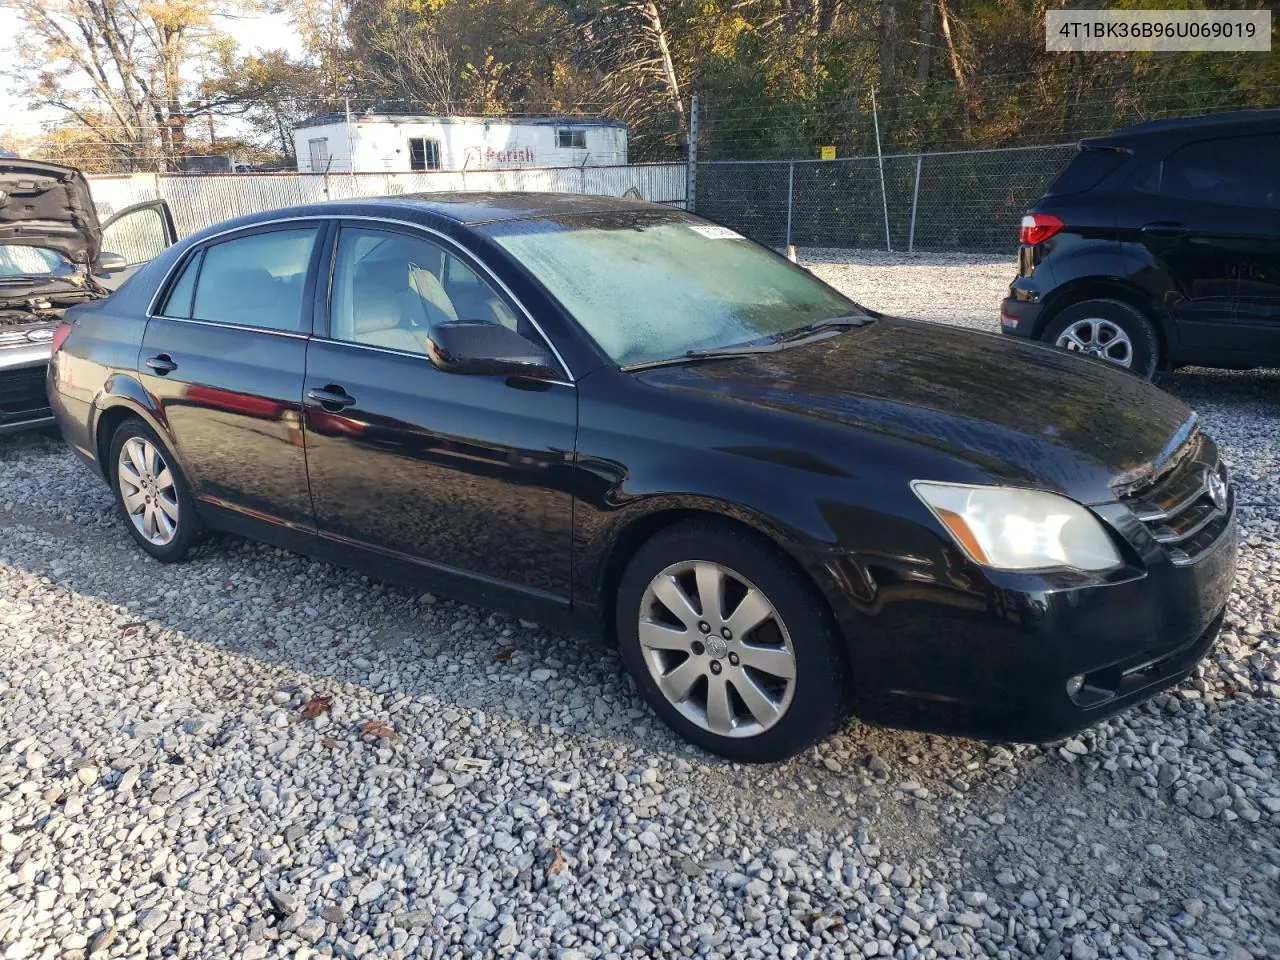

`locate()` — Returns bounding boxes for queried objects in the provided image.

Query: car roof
[1082,109,1280,148]
[192,192,668,240]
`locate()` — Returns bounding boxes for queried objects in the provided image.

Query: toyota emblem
[1205,469,1227,511]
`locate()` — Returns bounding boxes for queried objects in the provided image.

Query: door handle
[307,386,356,410]
[145,354,178,374]
[1141,222,1190,238]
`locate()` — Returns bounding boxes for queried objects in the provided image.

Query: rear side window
[191,228,319,332]
[1044,148,1129,196]
[1137,135,1280,209]
[159,252,200,318]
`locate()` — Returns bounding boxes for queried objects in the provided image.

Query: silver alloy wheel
[1055,317,1134,367]
[117,437,180,546]
[638,560,797,738]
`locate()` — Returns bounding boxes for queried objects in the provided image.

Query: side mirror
[96,252,128,275]
[426,321,559,379]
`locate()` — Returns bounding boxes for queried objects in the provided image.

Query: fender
[90,373,170,478]
[1036,241,1181,346]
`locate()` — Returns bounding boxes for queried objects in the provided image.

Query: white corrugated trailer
[293,114,628,173]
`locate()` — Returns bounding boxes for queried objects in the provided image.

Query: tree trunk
[935,0,970,126]
[879,0,898,91]
[642,0,685,140]
[914,0,933,87]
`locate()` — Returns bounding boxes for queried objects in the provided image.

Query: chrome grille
[1123,434,1232,566]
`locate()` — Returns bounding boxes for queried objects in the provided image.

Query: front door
[139,223,325,528]
[302,223,577,603]
[98,200,178,289]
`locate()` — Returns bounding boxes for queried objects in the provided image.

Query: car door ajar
[138,223,325,530]
[302,223,577,605]
[97,200,178,290]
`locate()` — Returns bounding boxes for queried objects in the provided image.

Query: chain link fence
[694,143,1078,252]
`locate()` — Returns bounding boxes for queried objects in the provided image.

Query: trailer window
[557,129,586,149]
[408,138,441,171]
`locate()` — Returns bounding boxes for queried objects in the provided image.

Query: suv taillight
[51,322,73,354]
[1019,213,1064,246]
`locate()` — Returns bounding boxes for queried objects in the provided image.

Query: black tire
[615,519,849,762]
[1041,298,1160,379]
[108,418,204,562]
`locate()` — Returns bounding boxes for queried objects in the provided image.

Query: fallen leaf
[360,720,397,743]
[301,696,332,719]
[546,848,567,876]
[322,737,339,750]
[492,649,515,664]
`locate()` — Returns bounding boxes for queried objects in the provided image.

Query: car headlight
[911,481,1122,572]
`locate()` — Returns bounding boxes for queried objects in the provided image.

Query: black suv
[1000,110,1280,378]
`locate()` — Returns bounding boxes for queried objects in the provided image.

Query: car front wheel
[1041,298,1160,378]
[616,520,849,762]
[109,418,204,562]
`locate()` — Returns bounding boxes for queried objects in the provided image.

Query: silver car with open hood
[0,159,175,433]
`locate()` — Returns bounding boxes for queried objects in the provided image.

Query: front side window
[408,137,441,171]
[1138,135,1280,209]
[482,213,860,368]
[102,204,171,265]
[557,128,586,149]
[329,226,518,356]
[191,228,318,332]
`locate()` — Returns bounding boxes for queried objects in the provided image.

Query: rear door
[138,222,326,528]
[1128,134,1280,354]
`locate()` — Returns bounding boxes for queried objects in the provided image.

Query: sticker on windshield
[687,224,745,240]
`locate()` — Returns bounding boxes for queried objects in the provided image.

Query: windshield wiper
[622,341,785,371]
[774,314,873,341]
[621,316,874,372]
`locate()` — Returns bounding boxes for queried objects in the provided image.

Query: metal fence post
[871,87,892,253]
[687,93,698,212]
[785,160,795,248]
[908,153,922,254]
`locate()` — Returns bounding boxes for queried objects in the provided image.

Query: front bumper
[837,506,1237,744]
[1,345,54,434]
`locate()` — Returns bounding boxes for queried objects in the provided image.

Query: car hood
[0,159,101,265]
[642,317,1196,504]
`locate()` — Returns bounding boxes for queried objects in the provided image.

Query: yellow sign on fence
[820,145,837,161]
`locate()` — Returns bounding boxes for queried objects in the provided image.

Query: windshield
[0,245,74,280]
[482,212,862,367]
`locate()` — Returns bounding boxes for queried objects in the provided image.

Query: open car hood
[0,160,101,265]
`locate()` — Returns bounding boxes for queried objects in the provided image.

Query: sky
[0,9,304,144]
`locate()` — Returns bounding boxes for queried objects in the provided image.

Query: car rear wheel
[109,418,204,562]
[615,520,848,762]
[1042,298,1160,378]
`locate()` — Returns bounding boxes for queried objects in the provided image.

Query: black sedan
[49,194,1237,762]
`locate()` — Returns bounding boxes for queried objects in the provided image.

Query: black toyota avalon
[48,194,1237,762]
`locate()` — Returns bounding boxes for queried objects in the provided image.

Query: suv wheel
[1042,298,1160,378]
[615,520,848,762]
[109,418,204,562]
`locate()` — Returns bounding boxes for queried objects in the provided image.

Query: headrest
[351,289,403,335]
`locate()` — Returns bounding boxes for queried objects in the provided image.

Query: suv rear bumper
[999,295,1042,339]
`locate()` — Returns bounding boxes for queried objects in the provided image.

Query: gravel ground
[2,252,1279,960]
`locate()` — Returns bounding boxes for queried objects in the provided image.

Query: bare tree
[361,32,457,109]
[7,0,244,169]
[586,0,685,150]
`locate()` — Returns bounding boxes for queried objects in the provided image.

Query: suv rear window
[1044,148,1129,196]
